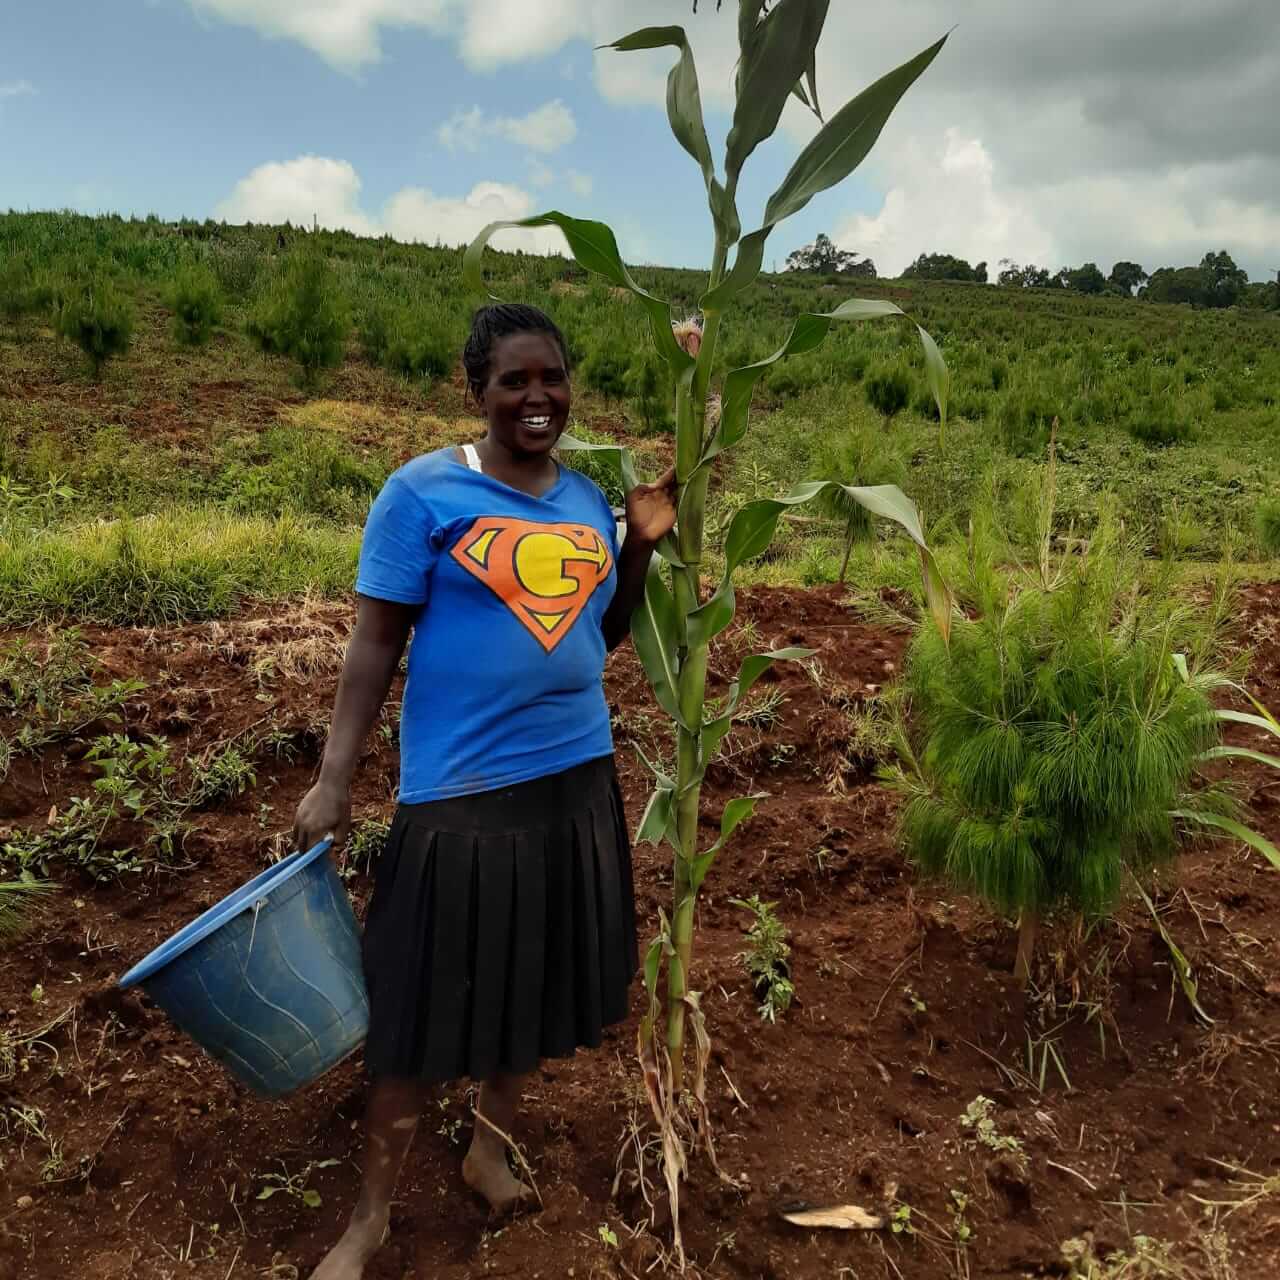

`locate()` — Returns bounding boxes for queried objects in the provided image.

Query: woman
[294,302,677,1280]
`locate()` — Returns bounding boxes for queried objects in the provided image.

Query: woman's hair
[462,303,569,395]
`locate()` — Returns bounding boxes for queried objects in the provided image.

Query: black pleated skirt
[361,755,638,1083]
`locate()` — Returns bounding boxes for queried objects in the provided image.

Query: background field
[1,213,1279,1280]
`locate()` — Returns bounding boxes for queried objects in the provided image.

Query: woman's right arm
[292,595,418,853]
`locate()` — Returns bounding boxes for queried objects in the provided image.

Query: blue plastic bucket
[119,839,369,1098]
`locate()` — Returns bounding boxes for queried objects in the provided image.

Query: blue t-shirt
[355,447,619,803]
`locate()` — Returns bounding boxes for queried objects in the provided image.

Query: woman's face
[477,332,571,458]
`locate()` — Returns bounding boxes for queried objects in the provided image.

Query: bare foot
[462,1148,533,1218]
[310,1209,389,1280]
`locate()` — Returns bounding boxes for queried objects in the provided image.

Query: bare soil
[1,584,1279,1280]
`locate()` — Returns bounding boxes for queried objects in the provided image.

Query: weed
[3,733,188,880]
[959,1095,1022,1154]
[187,740,258,808]
[342,818,390,880]
[730,895,794,1023]
[255,1158,340,1210]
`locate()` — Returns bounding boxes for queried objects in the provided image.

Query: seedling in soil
[187,739,258,807]
[255,1158,340,1210]
[342,817,390,880]
[893,476,1236,985]
[731,895,794,1023]
[890,1203,916,1236]
[467,6,953,1260]
[597,1224,620,1248]
[958,1096,1022,1155]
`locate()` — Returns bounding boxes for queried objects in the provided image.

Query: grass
[0,508,358,625]
[1,210,1278,626]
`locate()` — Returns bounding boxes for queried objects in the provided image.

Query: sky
[3,1,1279,280]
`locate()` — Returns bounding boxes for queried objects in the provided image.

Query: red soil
[1,585,1278,1280]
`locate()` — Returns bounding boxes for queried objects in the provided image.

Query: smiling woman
[291,302,676,1278]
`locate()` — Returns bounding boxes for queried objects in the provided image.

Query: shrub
[0,253,56,319]
[209,242,262,300]
[995,384,1057,456]
[1127,397,1192,446]
[168,265,223,347]
[1257,498,1280,558]
[814,426,907,580]
[248,248,350,386]
[865,363,912,419]
[53,275,135,378]
[581,343,630,404]
[893,512,1226,983]
[626,350,675,435]
[359,303,454,382]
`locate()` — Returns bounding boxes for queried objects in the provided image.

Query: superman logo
[450,517,614,653]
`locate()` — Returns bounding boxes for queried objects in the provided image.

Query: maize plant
[467,3,951,1257]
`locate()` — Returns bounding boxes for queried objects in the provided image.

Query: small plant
[865,363,912,420]
[893,485,1230,984]
[1256,497,1280,558]
[582,342,630,405]
[730,894,794,1022]
[0,877,55,939]
[54,275,134,378]
[359,302,454,382]
[167,264,223,346]
[187,741,258,808]
[597,1224,620,1248]
[255,1158,340,1210]
[1127,397,1192,446]
[890,1203,916,1236]
[814,426,907,580]
[248,247,350,386]
[959,1095,1022,1154]
[4,734,187,880]
[343,817,390,879]
[627,349,676,435]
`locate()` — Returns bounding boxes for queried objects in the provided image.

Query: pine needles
[0,878,55,940]
[892,499,1230,979]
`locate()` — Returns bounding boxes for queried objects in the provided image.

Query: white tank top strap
[461,442,484,473]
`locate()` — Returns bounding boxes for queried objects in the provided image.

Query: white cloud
[0,79,36,98]
[836,130,1055,277]
[187,1,454,72]
[567,170,593,198]
[187,1,1280,277]
[437,99,577,155]
[214,153,565,254]
[382,181,563,252]
[215,156,380,235]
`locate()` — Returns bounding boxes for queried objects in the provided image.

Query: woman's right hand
[293,779,352,856]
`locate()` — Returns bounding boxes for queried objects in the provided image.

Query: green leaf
[1214,709,1279,737]
[687,794,766,891]
[605,27,739,244]
[701,647,814,766]
[636,780,676,847]
[1173,809,1280,871]
[256,1186,279,1200]
[726,0,830,187]
[556,433,640,494]
[1132,879,1214,1024]
[764,33,949,228]
[631,561,687,727]
[687,481,951,652]
[1199,745,1280,771]
[704,297,949,466]
[702,31,948,310]
[302,1189,322,1209]
[465,212,692,372]
[643,934,664,998]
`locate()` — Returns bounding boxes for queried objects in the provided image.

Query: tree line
[785,236,1279,310]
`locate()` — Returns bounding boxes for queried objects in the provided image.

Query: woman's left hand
[625,467,678,546]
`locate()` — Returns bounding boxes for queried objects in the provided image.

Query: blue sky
[4,2,1277,279]
[1,1,879,272]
